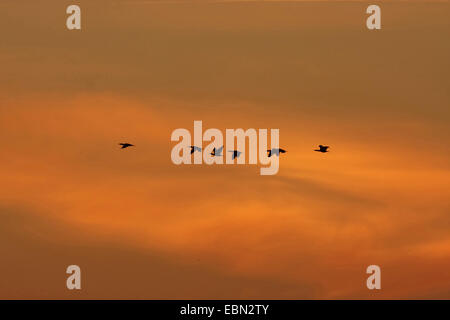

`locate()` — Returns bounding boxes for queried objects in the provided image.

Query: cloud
[0,93,449,298]
[0,205,321,299]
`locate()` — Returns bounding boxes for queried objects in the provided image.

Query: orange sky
[0,0,449,299]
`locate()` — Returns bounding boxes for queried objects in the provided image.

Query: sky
[0,0,449,299]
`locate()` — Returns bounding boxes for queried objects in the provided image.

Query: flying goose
[228,150,242,160]
[267,148,286,157]
[211,146,223,157]
[119,143,134,149]
[314,145,329,153]
[190,146,202,154]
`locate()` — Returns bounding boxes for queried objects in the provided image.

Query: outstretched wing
[191,146,202,153]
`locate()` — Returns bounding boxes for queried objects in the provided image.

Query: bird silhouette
[314,145,329,153]
[119,143,134,149]
[228,150,242,160]
[190,146,202,154]
[267,148,286,157]
[211,146,223,156]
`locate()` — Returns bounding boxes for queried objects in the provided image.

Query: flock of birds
[119,143,330,155]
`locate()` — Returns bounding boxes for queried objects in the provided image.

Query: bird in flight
[314,145,329,153]
[228,150,242,160]
[119,143,134,149]
[267,148,286,157]
[190,146,202,154]
[211,146,224,157]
